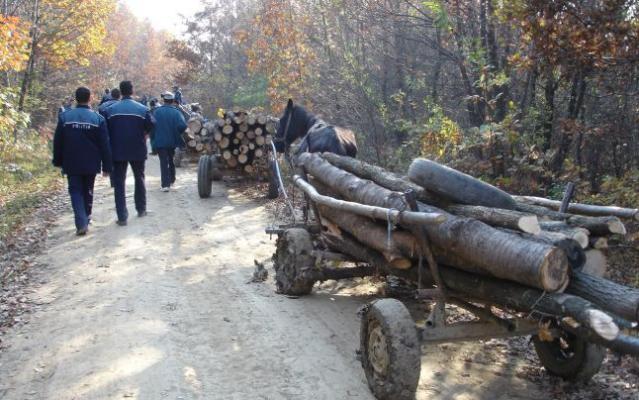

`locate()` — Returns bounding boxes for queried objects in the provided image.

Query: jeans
[67,174,96,230]
[112,160,146,221]
[157,148,176,188]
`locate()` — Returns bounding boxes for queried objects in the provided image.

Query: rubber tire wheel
[360,299,421,400]
[272,228,316,296]
[198,155,212,199]
[532,332,605,382]
[407,158,516,209]
[174,148,183,168]
[267,158,279,199]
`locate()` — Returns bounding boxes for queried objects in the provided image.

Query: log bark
[447,205,541,234]
[567,271,639,322]
[515,203,627,236]
[318,204,418,269]
[515,196,639,221]
[297,153,569,292]
[539,221,589,248]
[326,233,624,346]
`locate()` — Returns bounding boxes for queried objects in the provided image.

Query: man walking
[53,87,113,236]
[151,92,187,191]
[103,81,154,225]
[98,88,121,117]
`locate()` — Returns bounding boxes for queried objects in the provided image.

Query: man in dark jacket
[152,92,187,191]
[103,81,154,225]
[99,88,111,105]
[98,88,121,117]
[53,87,113,236]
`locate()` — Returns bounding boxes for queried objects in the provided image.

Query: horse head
[275,99,314,153]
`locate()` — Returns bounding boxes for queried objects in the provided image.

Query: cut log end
[608,219,627,235]
[587,309,620,341]
[540,247,571,292]
[520,215,541,235]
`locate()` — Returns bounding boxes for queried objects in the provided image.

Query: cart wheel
[272,228,317,295]
[360,299,421,400]
[532,330,605,382]
[198,155,213,198]
[267,158,279,199]
[174,148,184,168]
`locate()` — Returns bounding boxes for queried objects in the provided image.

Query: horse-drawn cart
[268,152,639,400]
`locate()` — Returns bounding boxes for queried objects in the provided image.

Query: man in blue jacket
[98,88,121,117]
[152,92,187,191]
[103,81,154,225]
[53,87,113,236]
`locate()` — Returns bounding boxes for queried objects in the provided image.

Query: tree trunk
[514,202,627,235]
[515,196,638,221]
[298,153,569,292]
[567,271,639,322]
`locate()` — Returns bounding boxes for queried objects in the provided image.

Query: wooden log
[247,114,257,125]
[238,154,248,164]
[447,205,541,235]
[214,132,223,142]
[200,128,209,137]
[222,150,232,160]
[187,118,203,134]
[265,135,273,144]
[326,233,622,345]
[568,271,639,322]
[321,152,440,204]
[539,221,590,248]
[515,196,639,221]
[297,153,569,292]
[589,237,608,250]
[227,156,238,168]
[244,165,255,174]
[515,203,627,236]
[219,137,230,149]
[239,123,249,133]
[318,204,417,270]
[408,158,517,209]
[254,149,264,158]
[255,127,264,136]
[222,124,234,135]
[239,145,250,154]
[195,143,204,152]
[580,249,607,277]
[233,149,239,156]
[255,136,265,146]
[247,130,256,140]
[188,139,197,147]
[257,115,267,125]
[521,231,586,272]
[236,131,245,140]
[265,121,276,134]
[294,175,445,227]
[249,143,256,151]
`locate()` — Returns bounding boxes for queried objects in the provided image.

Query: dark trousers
[112,160,146,221]
[67,174,96,230]
[157,148,176,188]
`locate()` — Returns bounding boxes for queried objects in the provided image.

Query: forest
[1,0,639,235]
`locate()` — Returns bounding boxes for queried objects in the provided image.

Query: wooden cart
[268,174,639,400]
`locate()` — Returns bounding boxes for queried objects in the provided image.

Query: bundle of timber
[184,115,213,154]
[208,107,277,173]
[293,152,639,340]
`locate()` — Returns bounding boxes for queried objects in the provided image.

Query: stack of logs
[184,114,212,154]
[293,152,639,351]
[207,107,277,173]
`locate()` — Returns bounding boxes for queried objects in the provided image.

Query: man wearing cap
[151,92,187,191]
[53,87,113,236]
[103,81,154,225]
[98,88,121,117]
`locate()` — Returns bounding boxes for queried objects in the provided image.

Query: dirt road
[0,158,559,400]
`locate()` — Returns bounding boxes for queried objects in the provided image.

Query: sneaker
[161,187,169,192]
[76,227,89,236]
[116,220,128,226]
[137,211,148,218]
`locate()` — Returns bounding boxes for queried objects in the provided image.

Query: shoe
[76,227,88,236]
[161,187,169,192]
[116,220,128,226]
[137,211,148,218]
